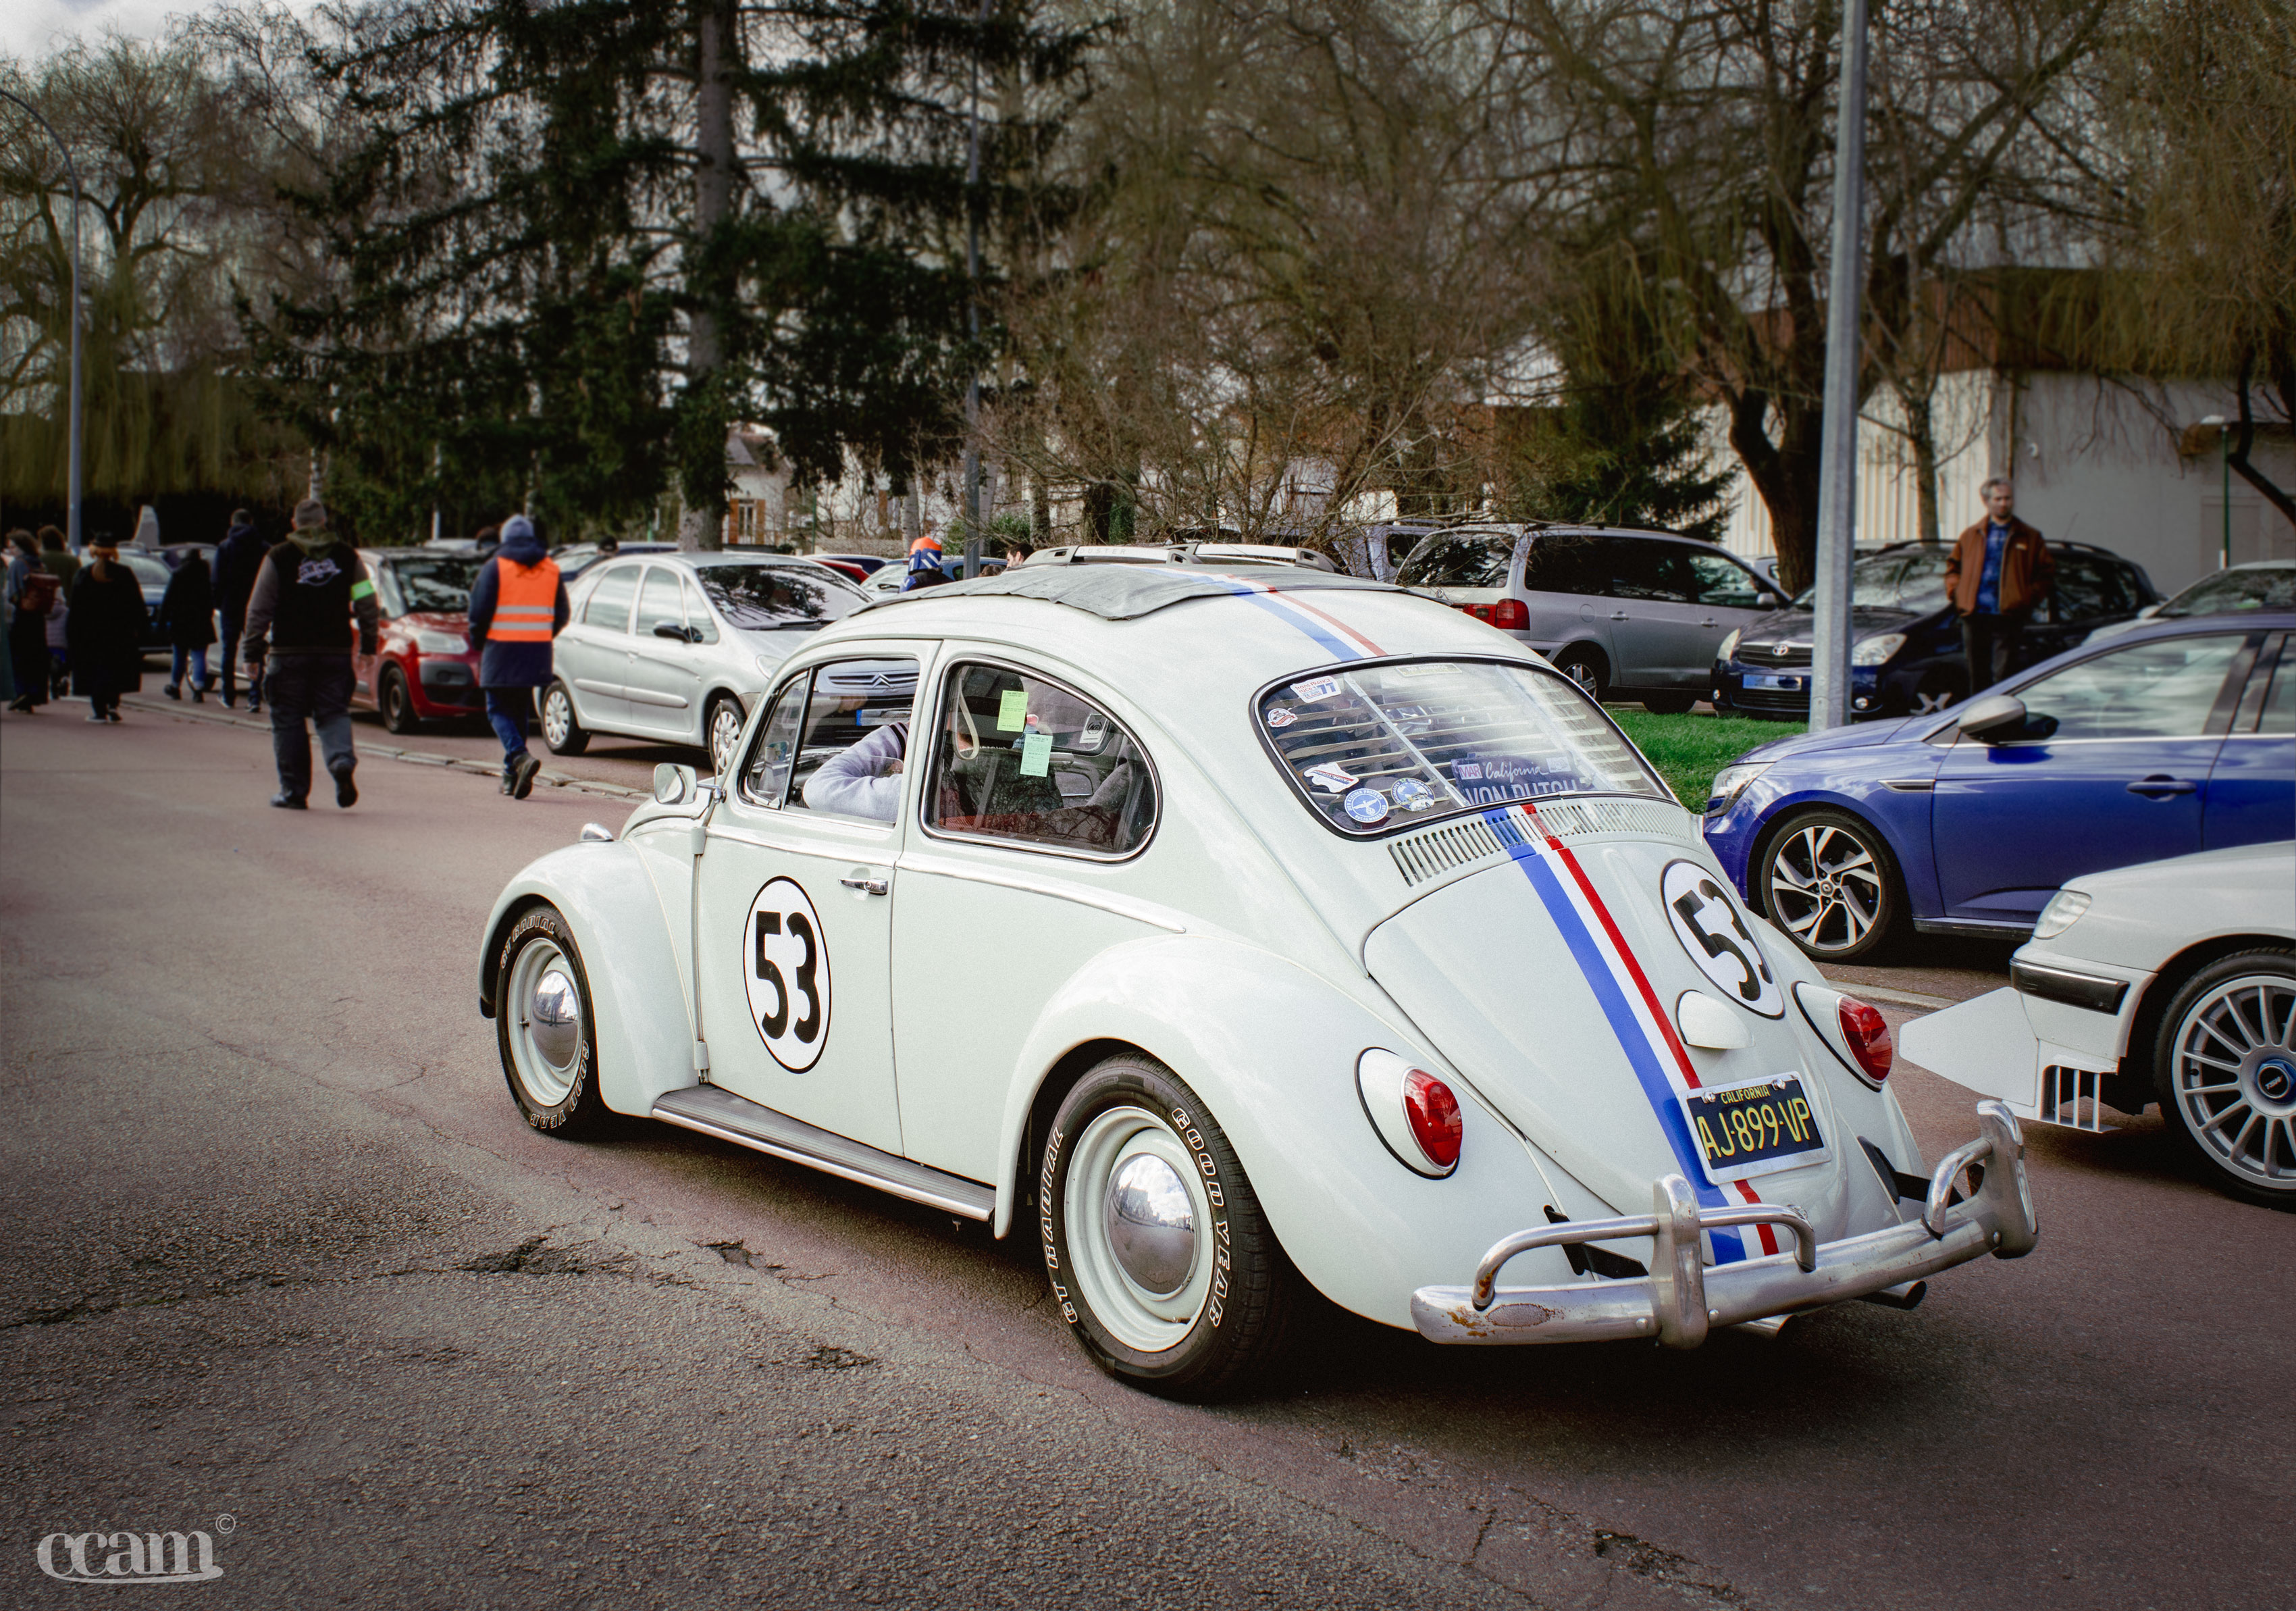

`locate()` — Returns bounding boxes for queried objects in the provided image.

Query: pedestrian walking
[38,525,79,700]
[7,531,59,712]
[37,523,80,595]
[212,509,267,711]
[1945,477,2055,694]
[465,513,569,800]
[157,546,218,701]
[903,526,949,591]
[240,498,378,809]
[65,536,149,723]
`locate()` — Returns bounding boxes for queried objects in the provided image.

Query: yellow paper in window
[998,689,1029,732]
[1020,731,1053,776]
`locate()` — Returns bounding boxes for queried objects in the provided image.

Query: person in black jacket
[211,509,267,712]
[240,499,379,809]
[157,548,217,701]
[65,537,149,722]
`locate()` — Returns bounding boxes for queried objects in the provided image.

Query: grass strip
[1609,708,1805,809]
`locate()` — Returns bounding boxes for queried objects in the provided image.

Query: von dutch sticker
[1304,762,1357,792]
[1263,706,1298,729]
[1343,787,1390,825]
[1289,675,1344,704]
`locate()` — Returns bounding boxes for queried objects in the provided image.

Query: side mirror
[2136,602,2161,620]
[652,621,693,641]
[652,762,698,804]
[1758,591,1786,609]
[1954,693,2028,742]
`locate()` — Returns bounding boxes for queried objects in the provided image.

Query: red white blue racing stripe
[1212,575,1385,661]
[1484,800,1780,1264]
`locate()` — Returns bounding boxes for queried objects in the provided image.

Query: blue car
[1701,612,2295,961]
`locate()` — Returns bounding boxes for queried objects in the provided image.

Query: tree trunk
[677,0,737,553]
[1898,380,1942,544]
[2230,349,2296,532]
[1729,390,1827,594]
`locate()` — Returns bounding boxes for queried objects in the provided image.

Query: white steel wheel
[493,904,613,1137]
[706,693,745,777]
[1062,1106,1218,1354]
[2155,952,2296,1210]
[1762,809,1900,961]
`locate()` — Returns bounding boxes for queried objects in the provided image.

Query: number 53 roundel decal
[744,878,831,1070]
[1661,861,1783,1018]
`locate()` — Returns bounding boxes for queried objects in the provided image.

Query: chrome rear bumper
[1411,1102,2037,1347]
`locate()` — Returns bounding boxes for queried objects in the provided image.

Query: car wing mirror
[652,621,692,641]
[652,762,699,804]
[1953,692,2028,742]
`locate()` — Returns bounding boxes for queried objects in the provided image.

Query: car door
[692,648,931,1154]
[1687,547,1776,672]
[2027,551,2145,671]
[2206,630,2295,850]
[1930,632,2248,923]
[1517,531,1614,661]
[352,556,397,703]
[623,565,706,740]
[1598,537,1702,688]
[555,561,640,728]
[888,655,1164,1183]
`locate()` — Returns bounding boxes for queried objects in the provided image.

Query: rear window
[692,562,865,630]
[1397,532,1515,590]
[2162,564,2296,617]
[1259,659,1667,835]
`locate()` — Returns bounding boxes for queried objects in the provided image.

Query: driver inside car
[802,721,909,820]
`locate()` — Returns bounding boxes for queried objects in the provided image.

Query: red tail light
[1837,998,1894,1083]
[1463,602,1493,622]
[1402,1069,1463,1169]
[1492,598,1529,630]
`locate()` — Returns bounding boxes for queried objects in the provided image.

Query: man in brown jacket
[1945,477,2055,693]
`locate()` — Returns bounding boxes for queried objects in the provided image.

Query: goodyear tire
[1039,1054,1298,1400]
[494,904,616,1138]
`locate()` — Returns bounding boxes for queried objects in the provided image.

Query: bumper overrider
[1411,1102,2037,1346]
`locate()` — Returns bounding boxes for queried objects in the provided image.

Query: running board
[651,1085,995,1221]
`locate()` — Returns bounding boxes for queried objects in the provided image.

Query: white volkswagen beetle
[479,565,2037,1398]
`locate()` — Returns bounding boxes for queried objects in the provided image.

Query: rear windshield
[692,562,865,630]
[1397,532,1515,590]
[1792,548,1950,613]
[2162,565,2296,617]
[1259,659,1667,834]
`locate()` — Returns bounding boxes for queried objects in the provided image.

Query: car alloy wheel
[2155,951,2296,1208]
[1041,1054,1297,1399]
[1554,646,1607,701]
[541,681,588,756]
[494,904,614,1137]
[706,693,744,777]
[1762,810,1900,961]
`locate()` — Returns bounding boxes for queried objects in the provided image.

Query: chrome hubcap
[709,703,741,773]
[1769,823,1884,953]
[509,939,583,1105]
[2171,973,2296,1192]
[1064,1106,1214,1353]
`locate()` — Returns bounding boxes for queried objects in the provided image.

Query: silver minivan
[542,554,869,772]
[1395,525,1784,709]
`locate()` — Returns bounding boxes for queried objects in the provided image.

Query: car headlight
[1704,761,1769,815]
[1850,632,1906,667]
[1717,628,1743,661]
[414,630,468,654]
[2032,889,2091,940]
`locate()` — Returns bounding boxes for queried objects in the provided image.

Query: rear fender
[993,934,1596,1331]
[479,841,695,1116]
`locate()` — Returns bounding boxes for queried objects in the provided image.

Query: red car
[353,547,489,732]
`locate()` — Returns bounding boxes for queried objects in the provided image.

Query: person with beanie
[240,498,378,809]
[212,509,267,711]
[464,513,569,799]
[156,545,217,701]
[65,535,148,722]
[903,526,949,591]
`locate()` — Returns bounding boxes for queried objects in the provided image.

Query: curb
[115,693,650,802]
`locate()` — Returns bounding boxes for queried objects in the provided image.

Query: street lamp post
[1809,0,1871,731]
[2199,414,2230,569]
[3,91,84,555]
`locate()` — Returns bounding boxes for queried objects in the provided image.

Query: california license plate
[1681,1074,1831,1183]
[1744,672,1804,691]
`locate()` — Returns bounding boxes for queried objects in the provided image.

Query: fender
[990,933,1619,1330]
[478,841,697,1116]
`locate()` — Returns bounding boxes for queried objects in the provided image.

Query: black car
[1713,540,2159,719]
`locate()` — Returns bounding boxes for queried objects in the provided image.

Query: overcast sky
[3,0,318,61]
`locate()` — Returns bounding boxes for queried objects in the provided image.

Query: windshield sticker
[1019,730,1054,777]
[1343,788,1390,825]
[997,689,1029,732]
[1450,752,1595,806]
[1392,777,1436,813]
[1263,707,1298,730]
[1290,675,1344,703]
[1304,762,1358,793]
[1661,860,1784,1018]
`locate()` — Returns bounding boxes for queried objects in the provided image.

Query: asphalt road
[3,700,2289,1610]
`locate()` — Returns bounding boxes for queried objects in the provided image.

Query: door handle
[1698,617,1718,628]
[839,875,890,896]
[1609,611,1629,621]
[2125,775,2197,798]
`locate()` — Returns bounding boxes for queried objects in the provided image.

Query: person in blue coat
[465,515,571,798]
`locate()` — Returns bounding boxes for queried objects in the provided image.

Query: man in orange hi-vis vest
[467,514,571,800]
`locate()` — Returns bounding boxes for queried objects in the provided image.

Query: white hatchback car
[542,553,869,773]
[481,564,2035,1398]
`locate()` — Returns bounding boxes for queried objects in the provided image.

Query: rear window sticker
[1304,762,1358,793]
[1343,788,1390,825]
[998,688,1029,732]
[1393,777,1436,812]
[1020,730,1054,777]
[1290,675,1344,703]
[1263,707,1298,730]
